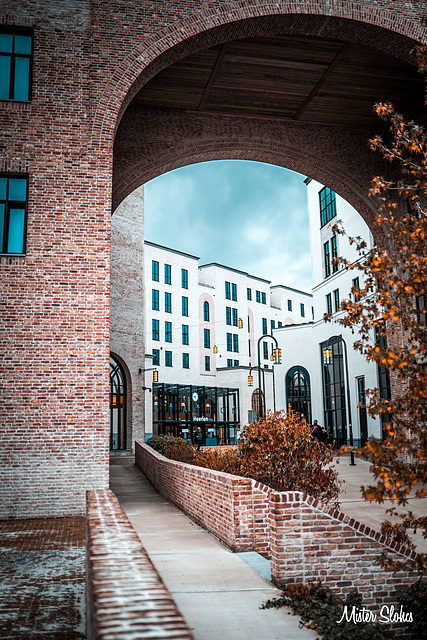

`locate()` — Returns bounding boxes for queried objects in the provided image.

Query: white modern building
[144,240,312,444]
[274,179,389,447]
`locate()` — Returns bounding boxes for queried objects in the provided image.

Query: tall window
[182,324,189,345]
[300,303,305,317]
[0,174,28,254]
[262,318,267,335]
[261,292,266,305]
[152,349,160,366]
[232,308,238,327]
[152,319,159,341]
[333,288,340,312]
[152,260,159,281]
[203,301,210,322]
[263,341,268,360]
[110,355,127,451]
[205,355,210,371]
[233,334,239,353]
[321,337,347,446]
[204,328,210,349]
[324,240,331,278]
[271,320,275,333]
[152,289,159,311]
[226,333,232,351]
[181,268,188,289]
[183,353,189,369]
[164,263,171,284]
[352,276,360,301]
[286,366,311,425]
[182,296,188,316]
[225,281,231,299]
[234,359,239,367]
[247,288,252,300]
[319,186,337,227]
[256,290,261,303]
[227,358,233,367]
[165,321,172,342]
[287,299,292,311]
[165,292,172,313]
[232,283,237,301]
[226,307,232,325]
[326,293,332,314]
[416,294,427,328]
[165,350,172,367]
[0,30,32,101]
[331,235,338,273]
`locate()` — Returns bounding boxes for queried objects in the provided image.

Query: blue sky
[144,160,312,291]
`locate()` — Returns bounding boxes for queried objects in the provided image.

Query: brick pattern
[86,489,194,640]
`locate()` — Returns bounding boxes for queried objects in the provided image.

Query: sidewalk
[110,463,318,640]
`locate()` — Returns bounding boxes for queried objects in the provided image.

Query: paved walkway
[110,463,318,640]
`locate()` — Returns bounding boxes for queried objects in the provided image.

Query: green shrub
[397,579,427,638]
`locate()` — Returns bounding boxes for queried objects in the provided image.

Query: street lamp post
[255,334,282,419]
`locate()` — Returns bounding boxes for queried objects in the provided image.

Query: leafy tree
[328,47,427,573]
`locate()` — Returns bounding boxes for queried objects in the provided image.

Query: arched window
[286,366,311,425]
[251,388,265,420]
[110,355,127,450]
[203,301,210,322]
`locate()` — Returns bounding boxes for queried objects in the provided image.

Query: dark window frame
[0,173,29,255]
[164,263,171,285]
[182,324,189,345]
[182,296,189,317]
[0,28,33,102]
[152,260,159,282]
[182,352,189,369]
[181,268,188,289]
[152,289,159,311]
[165,291,172,313]
[203,300,210,322]
[319,186,337,228]
[165,321,172,343]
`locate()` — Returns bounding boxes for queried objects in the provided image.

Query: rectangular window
[233,359,239,367]
[165,321,172,342]
[300,303,305,317]
[165,291,171,313]
[152,348,160,366]
[247,288,252,301]
[0,30,32,101]
[183,353,189,369]
[204,328,210,349]
[152,260,159,281]
[182,296,188,316]
[331,235,338,273]
[225,281,231,299]
[226,306,232,325]
[326,293,332,314]
[256,290,261,303]
[232,308,238,327]
[271,320,275,333]
[416,294,426,328]
[287,299,292,311]
[261,292,266,305]
[247,315,250,332]
[0,174,28,254]
[232,283,237,301]
[352,276,360,301]
[319,186,337,227]
[227,358,233,367]
[233,334,239,353]
[164,263,171,284]
[334,288,340,312]
[324,240,331,278]
[205,355,210,371]
[263,341,268,360]
[262,318,267,335]
[181,268,188,289]
[278,321,283,327]
[152,319,159,341]
[312,306,315,320]
[182,324,189,345]
[226,333,232,352]
[248,339,251,357]
[152,289,159,311]
[165,350,172,367]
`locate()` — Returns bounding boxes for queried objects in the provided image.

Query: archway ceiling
[129,34,424,127]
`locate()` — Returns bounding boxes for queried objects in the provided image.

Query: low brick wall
[86,489,194,640]
[136,442,419,618]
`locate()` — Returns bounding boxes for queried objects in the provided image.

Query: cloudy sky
[144,160,312,291]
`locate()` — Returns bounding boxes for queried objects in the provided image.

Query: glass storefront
[153,383,240,445]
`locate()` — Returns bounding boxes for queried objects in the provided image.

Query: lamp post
[256,334,282,419]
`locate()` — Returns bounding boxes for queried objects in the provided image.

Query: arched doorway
[251,388,265,421]
[110,355,127,450]
[286,366,311,425]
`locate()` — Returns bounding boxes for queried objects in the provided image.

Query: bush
[147,434,200,465]
[397,579,427,638]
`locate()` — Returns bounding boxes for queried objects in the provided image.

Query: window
[286,366,312,425]
[278,321,283,327]
[247,315,250,332]
[203,301,209,322]
[0,174,28,254]
[331,235,338,273]
[205,355,210,371]
[300,303,305,317]
[352,277,360,301]
[165,292,171,313]
[324,240,331,278]
[226,333,232,351]
[181,268,188,289]
[165,321,172,342]
[227,358,233,367]
[182,296,188,316]
[262,318,267,335]
[226,306,232,325]
[416,294,426,328]
[261,292,266,305]
[334,288,340,312]
[152,260,159,281]
[152,319,159,341]
[312,306,315,320]
[263,341,268,360]
[248,339,251,357]
[256,290,261,303]
[182,353,189,369]
[164,263,171,284]
[247,288,252,300]
[234,360,239,367]
[287,299,292,311]
[182,324,189,345]
[225,281,231,299]
[165,351,172,367]
[233,334,239,353]
[152,349,160,366]
[319,186,337,227]
[204,328,210,349]
[232,283,237,301]
[271,320,275,333]
[0,30,32,101]
[152,289,159,311]
[232,308,238,327]
[326,293,332,314]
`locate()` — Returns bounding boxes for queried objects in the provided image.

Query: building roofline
[144,240,200,261]
[270,284,313,297]
[198,262,271,284]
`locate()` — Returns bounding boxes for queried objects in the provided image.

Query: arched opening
[110,354,127,450]
[320,336,347,448]
[286,365,311,425]
[251,388,265,421]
